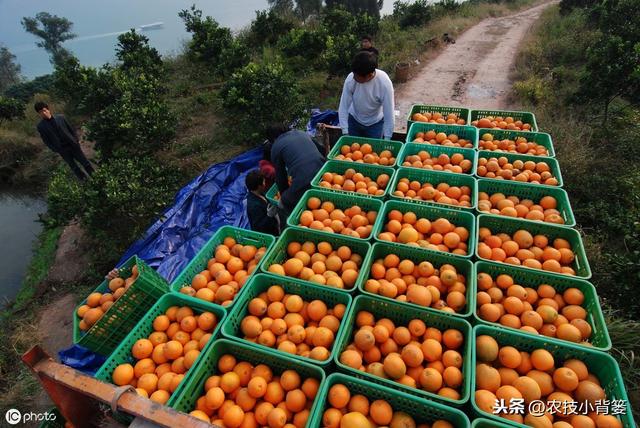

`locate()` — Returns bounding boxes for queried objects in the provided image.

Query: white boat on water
[139,22,164,31]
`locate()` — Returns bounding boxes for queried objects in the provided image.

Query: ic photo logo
[5,409,21,425]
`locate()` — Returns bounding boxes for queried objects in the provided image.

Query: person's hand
[105,268,119,280]
[267,203,278,218]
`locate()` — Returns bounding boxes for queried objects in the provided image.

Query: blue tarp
[117,147,264,283]
[306,109,340,136]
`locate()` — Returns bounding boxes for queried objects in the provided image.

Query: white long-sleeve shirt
[338,69,395,139]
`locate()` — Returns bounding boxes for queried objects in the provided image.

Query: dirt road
[395,1,555,131]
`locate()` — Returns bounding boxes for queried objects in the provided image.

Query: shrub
[323,34,360,75]
[47,156,182,260]
[87,68,176,157]
[220,61,304,138]
[278,28,327,60]
[115,30,163,75]
[249,10,295,46]
[179,6,233,68]
[393,0,432,28]
[4,74,55,102]
[0,96,25,123]
[321,7,379,38]
[217,39,251,77]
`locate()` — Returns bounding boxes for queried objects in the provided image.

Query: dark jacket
[361,46,379,57]
[37,114,79,153]
[271,130,325,211]
[246,192,279,235]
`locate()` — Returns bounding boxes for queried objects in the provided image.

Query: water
[0,193,47,305]
[1,0,395,79]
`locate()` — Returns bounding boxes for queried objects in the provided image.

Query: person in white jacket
[338,51,395,140]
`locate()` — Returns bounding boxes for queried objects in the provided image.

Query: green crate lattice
[406,122,478,149]
[310,160,396,200]
[470,109,538,132]
[475,150,564,187]
[397,142,478,175]
[476,128,555,157]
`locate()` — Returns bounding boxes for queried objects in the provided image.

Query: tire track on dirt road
[395,1,556,131]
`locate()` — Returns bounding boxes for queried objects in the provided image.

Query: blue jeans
[348,114,384,139]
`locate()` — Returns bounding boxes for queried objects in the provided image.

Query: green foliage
[21,12,76,66]
[53,56,118,116]
[321,7,379,37]
[87,68,176,157]
[0,46,22,93]
[249,10,295,46]
[47,158,182,257]
[512,76,551,105]
[295,0,323,19]
[434,0,460,13]
[4,75,54,102]
[323,34,360,75]
[325,0,383,18]
[116,31,163,74]
[0,97,25,123]
[221,62,304,137]
[179,6,233,68]
[393,0,432,28]
[268,0,295,14]
[217,39,251,77]
[278,28,326,60]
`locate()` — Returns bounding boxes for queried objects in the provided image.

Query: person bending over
[267,124,325,214]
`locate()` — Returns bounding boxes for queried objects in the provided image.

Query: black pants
[59,143,94,179]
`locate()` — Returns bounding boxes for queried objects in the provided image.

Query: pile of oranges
[393,177,473,208]
[364,255,468,313]
[400,150,473,173]
[188,356,320,427]
[321,383,455,428]
[340,310,466,400]
[333,142,396,166]
[318,168,390,196]
[377,211,471,256]
[411,111,467,125]
[411,130,474,148]
[76,266,139,332]
[477,227,577,275]
[237,284,346,361]
[477,156,559,186]
[111,305,219,404]
[479,133,550,156]
[478,192,565,224]
[475,335,622,427]
[472,116,533,131]
[295,197,377,239]
[178,237,267,306]
[476,273,593,344]
[267,240,364,290]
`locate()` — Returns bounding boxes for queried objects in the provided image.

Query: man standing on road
[360,35,379,57]
[34,101,94,180]
[338,51,395,140]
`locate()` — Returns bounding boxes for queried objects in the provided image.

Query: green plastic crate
[470,109,538,132]
[258,226,371,293]
[407,122,478,149]
[476,128,555,157]
[357,241,475,317]
[471,418,515,428]
[170,338,326,417]
[373,199,477,258]
[327,135,403,165]
[221,273,352,366]
[72,255,169,356]
[286,188,384,240]
[170,225,276,308]
[407,104,471,129]
[474,260,610,351]
[94,293,226,408]
[38,408,65,428]
[334,295,473,406]
[266,183,280,205]
[476,150,564,187]
[310,160,396,199]
[471,325,634,428]
[397,142,478,175]
[310,373,471,428]
[476,178,576,227]
[476,214,592,279]
[390,167,478,210]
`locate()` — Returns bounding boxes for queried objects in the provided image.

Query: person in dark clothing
[245,169,280,235]
[267,124,325,214]
[360,35,379,57]
[34,101,94,180]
